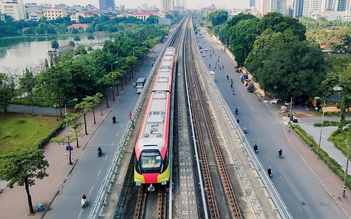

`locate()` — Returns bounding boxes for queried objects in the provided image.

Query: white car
[270,99,280,104]
[202,54,206,57]
[205,48,208,51]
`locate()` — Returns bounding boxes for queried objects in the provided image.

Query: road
[196,33,347,219]
[44,55,158,219]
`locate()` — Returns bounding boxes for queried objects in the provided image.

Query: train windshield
[140,150,162,173]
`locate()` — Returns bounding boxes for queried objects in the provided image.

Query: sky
[24,0,251,9]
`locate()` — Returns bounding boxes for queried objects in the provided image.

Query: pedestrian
[133,82,136,88]
[288,123,291,132]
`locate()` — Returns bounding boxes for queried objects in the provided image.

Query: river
[0,34,109,75]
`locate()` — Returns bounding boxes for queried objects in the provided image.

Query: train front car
[134,47,175,191]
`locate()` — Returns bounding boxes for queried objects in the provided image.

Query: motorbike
[98,148,102,157]
[254,145,258,153]
[279,150,283,158]
[112,116,116,124]
[244,128,247,134]
[81,198,87,208]
[267,168,272,178]
[235,108,238,115]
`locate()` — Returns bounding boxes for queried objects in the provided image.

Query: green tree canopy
[0,148,49,214]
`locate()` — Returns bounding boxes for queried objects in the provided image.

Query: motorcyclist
[231,84,233,89]
[279,149,283,157]
[98,147,102,156]
[254,144,258,152]
[235,108,238,114]
[244,126,247,134]
[232,89,235,95]
[267,167,272,176]
[227,75,229,80]
[112,116,116,123]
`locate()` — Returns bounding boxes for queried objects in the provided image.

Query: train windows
[140,150,162,173]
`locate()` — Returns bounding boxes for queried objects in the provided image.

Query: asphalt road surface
[44,59,156,219]
[196,34,347,219]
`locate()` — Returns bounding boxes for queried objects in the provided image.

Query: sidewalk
[0,43,163,219]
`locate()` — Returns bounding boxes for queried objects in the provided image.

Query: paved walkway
[0,43,163,219]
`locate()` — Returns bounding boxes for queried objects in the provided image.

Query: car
[205,48,208,51]
[269,99,280,104]
[202,54,206,57]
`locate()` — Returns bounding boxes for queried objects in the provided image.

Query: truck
[135,77,146,94]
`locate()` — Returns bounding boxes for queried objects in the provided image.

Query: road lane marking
[296,202,302,211]
[111,142,114,147]
[120,123,123,127]
[280,175,284,182]
[105,154,109,160]
[257,116,261,120]
[267,155,271,160]
[97,169,101,176]
[257,139,261,143]
[77,209,83,219]
[116,132,119,137]
[249,126,252,130]
[89,185,94,194]
[244,115,246,119]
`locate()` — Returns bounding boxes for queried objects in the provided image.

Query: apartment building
[160,0,174,12]
[0,0,25,20]
[43,8,67,20]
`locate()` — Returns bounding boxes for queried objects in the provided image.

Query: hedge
[35,120,65,149]
[291,124,351,189]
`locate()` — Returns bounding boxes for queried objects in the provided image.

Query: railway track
[134,185,167,219]
[184,21,242,219]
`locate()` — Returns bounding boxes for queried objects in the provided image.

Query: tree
[72,28,79,34]
[51,132,76,165]
[65,113,84,148]
[0,148,49,215]
[75,98,93,135]
[259,40,327,100]
[68,41,75,47]
[51,39,59,51]
[73,36,81,45]
[146,15,159,24]
[88,34,95,44]
[0,73,17,113]
[19,68,36,114]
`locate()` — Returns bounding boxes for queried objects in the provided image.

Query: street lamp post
[132,46,138,78]
[242,47,247,64]
[316,97,326,159]
[110,61,118,101]
[53,103,58,121]
[65,98,78,164]
[344,142,350,197]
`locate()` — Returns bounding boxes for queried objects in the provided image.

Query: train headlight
[161,180,167,185]
[136,181,141,186]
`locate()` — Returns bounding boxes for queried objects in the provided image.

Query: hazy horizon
[24,0,251,9]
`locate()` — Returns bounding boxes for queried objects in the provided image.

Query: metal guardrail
[87,39,173,219]
[192,34,293,219]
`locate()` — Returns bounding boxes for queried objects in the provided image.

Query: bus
[136,77,146,94]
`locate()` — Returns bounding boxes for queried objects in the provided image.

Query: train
[134,47,176,191]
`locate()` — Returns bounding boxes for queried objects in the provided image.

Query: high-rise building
[160,0,174,12]
[335,0,348,11]
[321,0,336,11]
[250,0,256,7]
[178,0,186,8]
[268,0,288,15]
[293,0,304,17]
[99,0,115,11]
[0,0,25,20]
